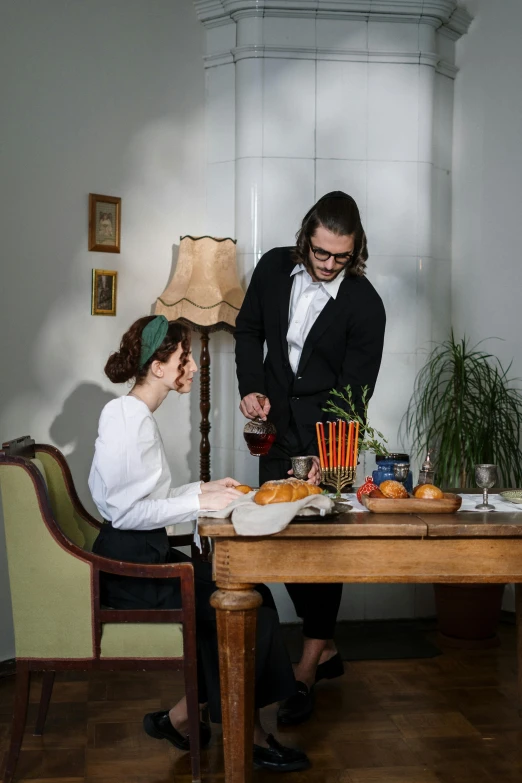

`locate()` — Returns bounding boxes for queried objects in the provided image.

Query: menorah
[316,420,359,497]
[320,466,357,495]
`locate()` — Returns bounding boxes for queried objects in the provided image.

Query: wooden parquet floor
[2,624,522,782]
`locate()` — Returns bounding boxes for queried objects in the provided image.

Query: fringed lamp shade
[154,235,245,497]
[155,235,243,333]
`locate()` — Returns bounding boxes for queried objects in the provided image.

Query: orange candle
[346,422,354,468]
[321,422,328,468]
[332,422,337,468]
[353,421,360,469]
[328,422,333,468]
[325,422,330,468]
[337,421,342,468]
[316,422,325,468]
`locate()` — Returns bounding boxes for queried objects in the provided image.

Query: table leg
[516,584,522,716]
[211,584,262,783]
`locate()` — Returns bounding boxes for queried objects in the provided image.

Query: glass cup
[475,464,498,510]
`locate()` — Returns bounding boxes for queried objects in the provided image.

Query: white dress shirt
[89,396,201,533]
[286,264,345,374]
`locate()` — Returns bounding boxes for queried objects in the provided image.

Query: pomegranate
[357,476,378,503]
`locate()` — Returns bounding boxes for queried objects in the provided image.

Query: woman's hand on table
[199,487,243,511]
[201,477,240,493]
[287,456,322,486]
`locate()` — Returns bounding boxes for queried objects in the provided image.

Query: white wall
[453,0,522,376]
[0,0,206,660]
[453,0,522,613]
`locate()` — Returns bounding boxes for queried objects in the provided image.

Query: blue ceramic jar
[372,453,413,493]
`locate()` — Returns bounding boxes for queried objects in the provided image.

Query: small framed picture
[89,193,121,252]
[92,269,117,316]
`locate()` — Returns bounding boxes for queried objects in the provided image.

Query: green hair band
[139,315,169,368]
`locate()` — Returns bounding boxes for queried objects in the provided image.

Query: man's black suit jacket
[235,247,386,452]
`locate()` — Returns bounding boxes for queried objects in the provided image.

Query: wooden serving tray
[361,492,462,514]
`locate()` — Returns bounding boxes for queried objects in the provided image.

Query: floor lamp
[154,235,244,483]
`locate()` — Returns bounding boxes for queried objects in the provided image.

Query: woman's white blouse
[88,396,201,533]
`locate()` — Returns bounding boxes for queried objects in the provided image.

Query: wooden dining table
[199,506,522,783]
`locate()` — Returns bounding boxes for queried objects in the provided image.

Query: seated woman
[88,315,309,773]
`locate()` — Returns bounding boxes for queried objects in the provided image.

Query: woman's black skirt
[92,523,296,722]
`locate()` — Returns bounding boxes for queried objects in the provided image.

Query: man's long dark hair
[293,191,368,277]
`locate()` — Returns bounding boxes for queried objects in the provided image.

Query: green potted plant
[402,333,522,646]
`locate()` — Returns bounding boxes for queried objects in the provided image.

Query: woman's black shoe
[253,734,310,772]
[143,710,211,751]
[276,681,314,726]
[315,652,344,683]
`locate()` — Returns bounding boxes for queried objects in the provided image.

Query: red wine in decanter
[243,430,276,457]
[243,395,277,456]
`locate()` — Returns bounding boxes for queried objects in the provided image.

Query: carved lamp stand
[154,235,244,483]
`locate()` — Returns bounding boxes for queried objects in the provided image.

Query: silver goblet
[291,456,314,481]
[475,464,498,510]
[393,462,410,485]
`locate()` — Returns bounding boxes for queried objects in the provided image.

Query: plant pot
[434,583,506,649]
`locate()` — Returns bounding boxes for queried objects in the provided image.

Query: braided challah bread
[254,478,322,505]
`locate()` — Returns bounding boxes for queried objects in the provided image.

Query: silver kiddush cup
[291,456,314,481]
[474,464,498,510]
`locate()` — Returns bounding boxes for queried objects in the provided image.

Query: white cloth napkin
[200,492,335,536]
[457,493,522,512]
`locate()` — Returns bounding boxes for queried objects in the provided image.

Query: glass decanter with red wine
[243,395,276,456]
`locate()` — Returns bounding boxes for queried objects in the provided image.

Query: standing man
[234,191,386,725]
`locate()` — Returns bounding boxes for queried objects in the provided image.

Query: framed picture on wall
[88,193,121,252]
[91,269,118,316]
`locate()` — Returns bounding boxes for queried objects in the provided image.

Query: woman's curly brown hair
[105,316,191,388]
[293,192,368,277]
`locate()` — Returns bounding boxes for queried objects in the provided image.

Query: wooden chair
[0,436,202,783]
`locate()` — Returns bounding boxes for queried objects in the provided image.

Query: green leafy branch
[323,385,389,457]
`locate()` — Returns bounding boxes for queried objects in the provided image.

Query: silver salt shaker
[417,449,435,486]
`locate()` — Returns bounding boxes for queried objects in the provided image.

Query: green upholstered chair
[0,436,201,783]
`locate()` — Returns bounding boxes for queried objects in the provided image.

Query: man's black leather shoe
[277,681,314,726]
[315,652,344,683]
[253,734,310,772]
[143,710,211,751]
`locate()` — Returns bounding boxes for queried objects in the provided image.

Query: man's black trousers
[259,434,343,640]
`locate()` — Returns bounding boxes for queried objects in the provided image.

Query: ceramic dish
[499,490,522,505]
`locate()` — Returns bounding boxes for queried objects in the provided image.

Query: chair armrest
[89,551,194,580]
[89,554,196,637]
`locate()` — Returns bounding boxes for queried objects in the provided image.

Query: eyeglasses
[310,244,354,265]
